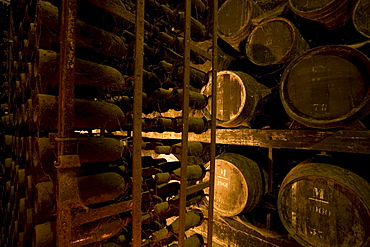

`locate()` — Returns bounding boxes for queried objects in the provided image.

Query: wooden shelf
[193,208,301,247]
[142,129,370,154]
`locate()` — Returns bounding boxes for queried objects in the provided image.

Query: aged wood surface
[204,153,264,217]
[201,70,271,128]
[246,17,309,65]
[278,163,370,247]
[193,209,301,247]
[142,129,370,154]
[353,0,370,38]
[280,46,370,129]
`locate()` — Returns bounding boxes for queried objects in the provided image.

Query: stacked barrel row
[199,1,370,246]
[200,0,370,130]
[0,0,215,246]
[204,149,370,247]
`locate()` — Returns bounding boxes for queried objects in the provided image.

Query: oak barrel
[353,0,370,38]
[218,0,263,51]
[254,0,287,11]
[278,163,370,247]
[246,17,309,66]
[205,153,265,217]
[201,71,270,127]
[288,0,354,30]
[280,45,370,129]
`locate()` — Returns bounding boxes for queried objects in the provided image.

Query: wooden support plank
[194,211,302,247]
[142,129,370,154]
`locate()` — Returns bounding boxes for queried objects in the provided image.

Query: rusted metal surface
[178,0,192,245]
[132,0,145,245]
[57,0,77,149]
[207,0,218,245]
[142,129,370,154]
[56,0,78,246]
[72,200,134,227]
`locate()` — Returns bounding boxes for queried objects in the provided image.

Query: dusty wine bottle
[32,94,125,130]
[172,117,208,134]
[151,209,204,242]
[34,172,126,214]
[34,49,127,93]
[154,191,205,214]
[171,141,203,156]
[154,164,206,184]
[32,1,128,57]
[169,233,204,247]
[157,60,208,88]
[33,214,130,247]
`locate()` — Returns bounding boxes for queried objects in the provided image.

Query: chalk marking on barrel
[217,180,229,188]
[308,197,329,204]
[217,176,228,180]
[291,182,297,228]
[292,211,297,228]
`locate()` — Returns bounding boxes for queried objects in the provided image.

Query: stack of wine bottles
[0,0,215,246]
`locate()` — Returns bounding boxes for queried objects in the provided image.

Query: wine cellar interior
[1,0,370,246]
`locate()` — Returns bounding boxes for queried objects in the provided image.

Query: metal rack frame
[55,0,219,246]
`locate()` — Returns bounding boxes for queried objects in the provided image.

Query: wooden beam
[142,129,370,154]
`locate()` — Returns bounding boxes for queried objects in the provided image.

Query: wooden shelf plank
[142,129,370,154]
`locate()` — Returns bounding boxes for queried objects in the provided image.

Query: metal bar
[56,0,77,246]
[207,0,218,245]
[72,200,133,227]
[57,1,76,150]
[189,42,212,60]
[132,0,145,245]
[178,0,192,245]
[186,181,210,195]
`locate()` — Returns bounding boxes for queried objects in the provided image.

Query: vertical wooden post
[132,0,145,245]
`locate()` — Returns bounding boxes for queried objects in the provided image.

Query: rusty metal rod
[178,0,192,245]
[132,0,145,246]
[207,0,218,245]
[56,0,78,246]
